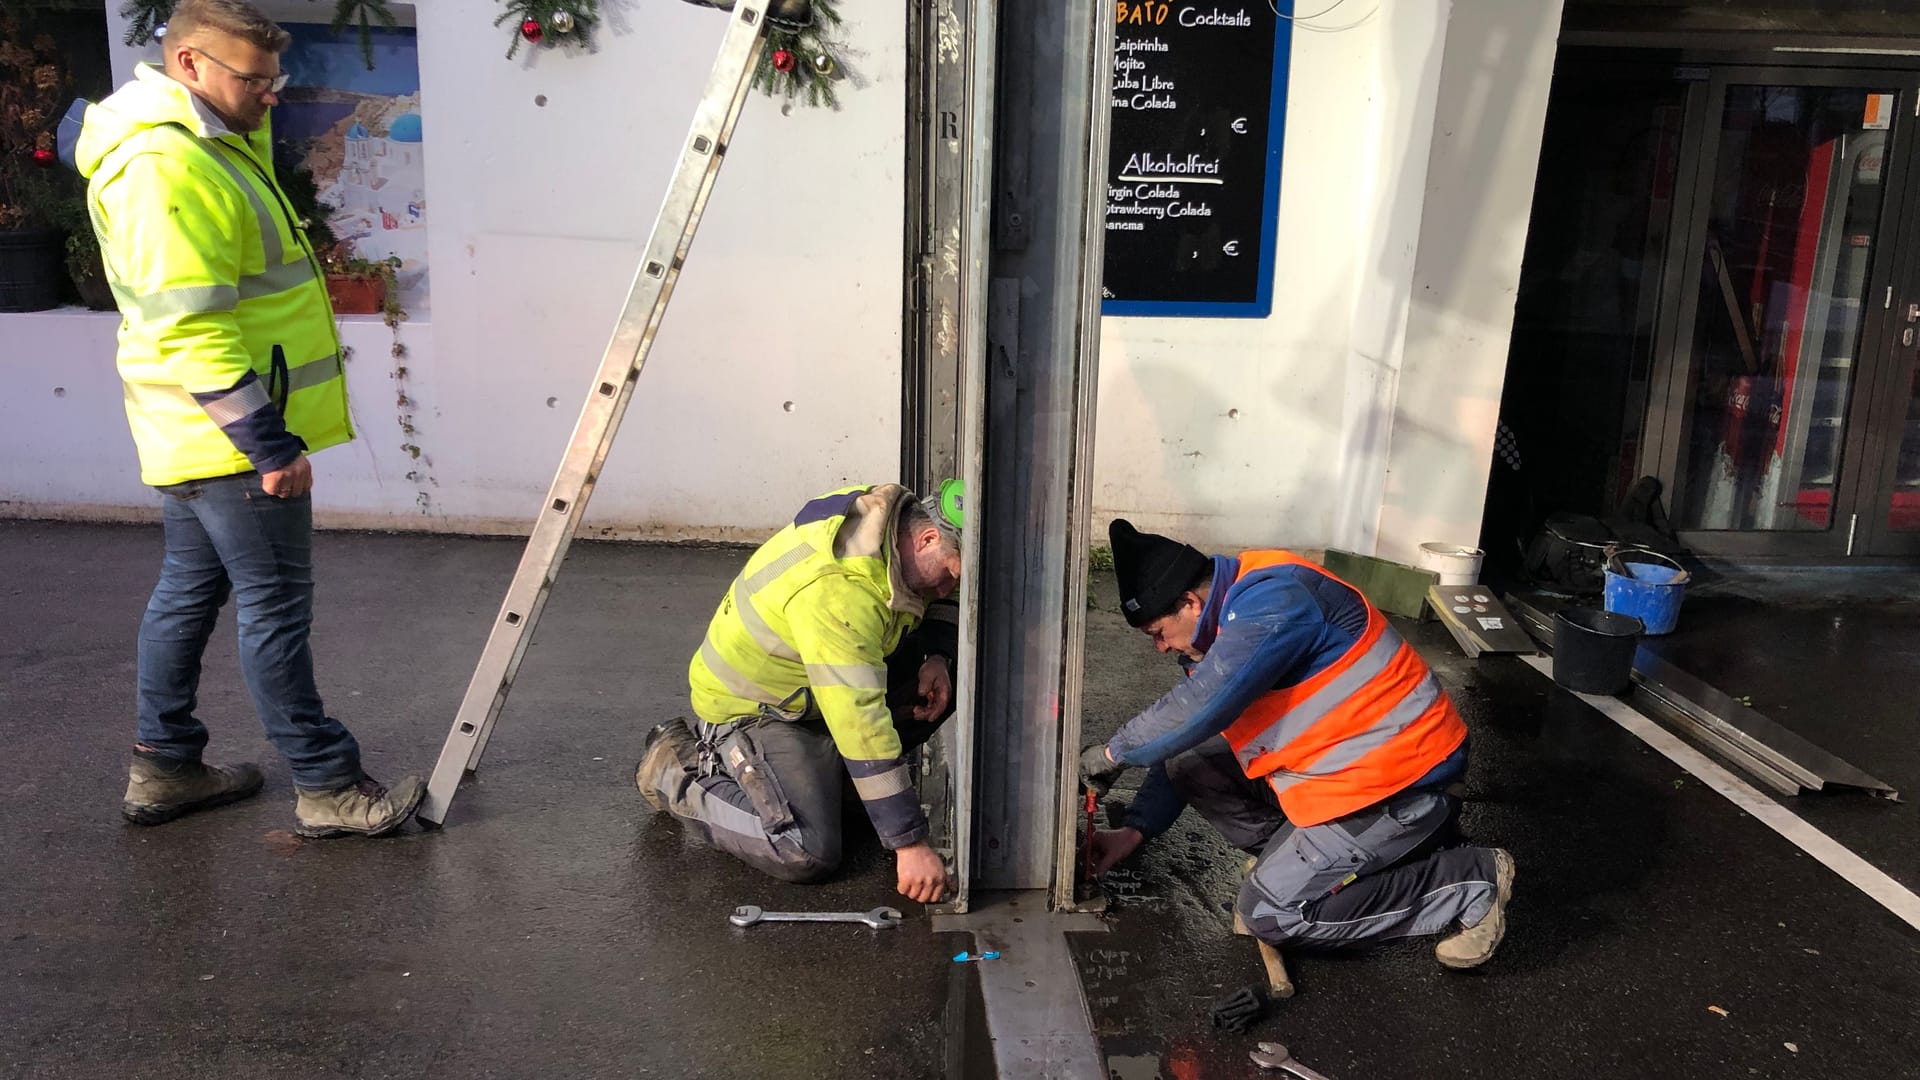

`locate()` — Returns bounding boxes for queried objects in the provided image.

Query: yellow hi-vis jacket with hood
[690,484,956,850]
[59,65,350,487]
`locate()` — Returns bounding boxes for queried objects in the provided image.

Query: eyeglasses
[188,46,290,94]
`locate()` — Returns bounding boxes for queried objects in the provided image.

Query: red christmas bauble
[31,147,56,167]
[772,48,795,73]
[521,17,543,42]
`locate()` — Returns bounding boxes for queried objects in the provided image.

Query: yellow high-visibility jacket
[690,484,949,848]
[63,65,350,487]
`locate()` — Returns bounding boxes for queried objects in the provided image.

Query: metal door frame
[1636,64,1920,559]
[1846,128,1920,558]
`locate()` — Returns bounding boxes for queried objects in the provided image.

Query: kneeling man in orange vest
[1081,521,1515,968]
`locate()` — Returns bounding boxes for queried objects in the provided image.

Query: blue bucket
[1602,553,1689,636]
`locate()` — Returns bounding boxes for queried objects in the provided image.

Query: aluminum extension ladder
[418,3,772,825]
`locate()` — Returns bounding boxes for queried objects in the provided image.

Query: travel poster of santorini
[275,23,428,313]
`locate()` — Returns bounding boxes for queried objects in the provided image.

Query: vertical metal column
[968,0,1115,900]
[943,0,999,916]
[904,0,978,901]
[901,0,970,492]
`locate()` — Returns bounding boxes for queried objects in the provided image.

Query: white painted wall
[0,0,904,539]
[1373,0,1564,564]
[1091,0,1563,559]
[1,0,1563,561]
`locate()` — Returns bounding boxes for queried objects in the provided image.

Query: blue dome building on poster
[338,112,427,230]
[389,113,423,143]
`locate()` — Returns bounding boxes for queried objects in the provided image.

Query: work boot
[293,775,425,838]
[122,752,264,825]
[1435,848,1516,970]
[635,717,699,812]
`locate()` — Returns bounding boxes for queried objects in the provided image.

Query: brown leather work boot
[122,753,264,825]
[294,775,425,838]
[1435,848,1516,970]
[635,717,699,812]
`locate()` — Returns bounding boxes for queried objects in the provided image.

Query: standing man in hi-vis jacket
[64,0,422,836]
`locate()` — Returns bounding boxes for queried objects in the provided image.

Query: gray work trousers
[646,643,948,883]
[1165,737,1499,950]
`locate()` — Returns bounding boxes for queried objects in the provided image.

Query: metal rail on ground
[1507,595,1898,800]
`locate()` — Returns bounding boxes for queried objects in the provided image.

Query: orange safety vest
[1219,551,1467,827]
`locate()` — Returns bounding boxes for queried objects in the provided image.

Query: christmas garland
[119,0,400,70]
[496,0,600,60]
[116,0,845,84]
[751,0,847,110]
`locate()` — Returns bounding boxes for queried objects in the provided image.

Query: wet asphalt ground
[3,520,1917,1079]
[1641,588,1920,892]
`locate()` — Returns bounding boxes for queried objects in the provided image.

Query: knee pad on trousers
[1234,881,1303,946]
[745,836,841,884]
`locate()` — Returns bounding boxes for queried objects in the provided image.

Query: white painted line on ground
[1521,654,1920,933]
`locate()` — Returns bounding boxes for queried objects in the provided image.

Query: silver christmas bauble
[550,9,576,33]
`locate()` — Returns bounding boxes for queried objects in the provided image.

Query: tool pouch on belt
[724,734,796,834]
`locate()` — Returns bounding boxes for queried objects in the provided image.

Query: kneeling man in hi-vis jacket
[1081,521,1516,968]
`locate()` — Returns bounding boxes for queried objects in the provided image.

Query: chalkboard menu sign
[1101,1,1291,318]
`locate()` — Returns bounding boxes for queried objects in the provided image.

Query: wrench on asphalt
[1250,1042,1333,1080]
[728,904,903,930]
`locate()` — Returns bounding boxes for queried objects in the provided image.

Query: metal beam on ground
[933,892,1109,1079]
[1507,595,1898,799]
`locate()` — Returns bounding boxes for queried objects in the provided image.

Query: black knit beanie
[1108,519,1210,628]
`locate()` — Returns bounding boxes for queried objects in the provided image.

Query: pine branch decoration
[330,0,399,69]
[118,0,169,49]
[494,0,601,59]
[752,0,847,110]
[119,0,398,70]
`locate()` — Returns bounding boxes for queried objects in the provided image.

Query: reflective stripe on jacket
[1221,551,1466,826]
[689,484,932,848]
[67,65,349,486]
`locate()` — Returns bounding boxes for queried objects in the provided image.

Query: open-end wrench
[728,904,903,930]
[1250,1042,1332,1080]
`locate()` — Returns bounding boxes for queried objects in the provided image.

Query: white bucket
[1417,542,1484,586]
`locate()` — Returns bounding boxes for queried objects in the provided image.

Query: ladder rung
[417,3,771,825]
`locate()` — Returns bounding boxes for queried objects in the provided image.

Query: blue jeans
[135,471,362,791]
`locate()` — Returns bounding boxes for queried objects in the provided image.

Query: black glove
[1079,743,1125,797]
[1209,984,1267,1034]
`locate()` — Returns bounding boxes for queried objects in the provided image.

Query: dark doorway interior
[1482,72,1687,573]
[1485,34,1920,570]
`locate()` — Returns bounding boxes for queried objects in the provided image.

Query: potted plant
[0,4,73,312]
[49,188,113,310]
[278,154,401,324]
[317,240,401,320]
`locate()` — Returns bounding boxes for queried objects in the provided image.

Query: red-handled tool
[1081,787,1098,883]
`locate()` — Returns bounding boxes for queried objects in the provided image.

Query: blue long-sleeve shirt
[1111,555,1464,838]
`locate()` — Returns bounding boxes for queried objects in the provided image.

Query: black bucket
[1552,606,1643,695]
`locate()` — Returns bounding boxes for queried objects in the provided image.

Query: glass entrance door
[1653,76,1914,556]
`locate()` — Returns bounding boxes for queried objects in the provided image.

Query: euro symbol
[1223,241,1241,256]
[1231,117,1248,134]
